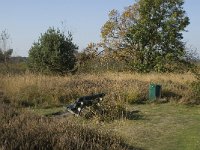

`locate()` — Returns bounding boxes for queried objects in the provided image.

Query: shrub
[28,27,78,75]
[190,81,200,104]
[82,102,127,122]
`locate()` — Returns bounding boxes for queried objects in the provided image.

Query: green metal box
[149,84,161,100]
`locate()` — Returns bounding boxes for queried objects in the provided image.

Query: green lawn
[31,103,200,150]
[107,103,200,150]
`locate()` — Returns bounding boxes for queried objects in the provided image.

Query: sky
[0,0,199,57]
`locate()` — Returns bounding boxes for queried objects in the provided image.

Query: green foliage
[101,0,190,73]
[191,81,200,104]
[28,27,78,74]
[127,0,190,72]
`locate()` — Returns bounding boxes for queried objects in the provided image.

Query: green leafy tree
[28,27,78,74]
[101,0,190,72]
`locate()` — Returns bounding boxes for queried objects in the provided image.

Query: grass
[0,103,134,150]
[0,72,200,149]
[0,72,195,108]
[30,102,200,150]
[102,103,200,150]
[30,106,64,116]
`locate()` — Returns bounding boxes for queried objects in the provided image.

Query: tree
[0,30,13,67]
[101,0,190,72]
[75,43,101,73]
[101,4,139,61]
[28,27,78,74]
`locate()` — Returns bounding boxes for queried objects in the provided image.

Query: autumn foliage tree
[101,0,190,72]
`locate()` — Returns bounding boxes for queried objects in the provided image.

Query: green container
[149,84,161,100]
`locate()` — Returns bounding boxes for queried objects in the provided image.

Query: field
[0,72,200,150]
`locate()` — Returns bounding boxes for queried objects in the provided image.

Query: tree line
[1,0,195,74]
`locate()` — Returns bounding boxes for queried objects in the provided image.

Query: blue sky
[0,0,199,56]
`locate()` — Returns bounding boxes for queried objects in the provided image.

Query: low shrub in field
[0,103,134,150]
[189,81,200,104]
[82,103,127,122]
[81,100,143,122]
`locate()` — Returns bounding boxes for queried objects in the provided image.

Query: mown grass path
[106,103,200,150]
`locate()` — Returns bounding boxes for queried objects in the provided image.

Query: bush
[82,102,127,122]
[190,81,200,104]
[28,27,78,75]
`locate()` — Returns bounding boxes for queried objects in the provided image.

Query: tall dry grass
[0,72,195,107]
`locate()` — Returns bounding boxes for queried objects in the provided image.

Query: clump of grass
[82,102,127,122]
[124,90,147,104]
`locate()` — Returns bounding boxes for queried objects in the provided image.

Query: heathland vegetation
[1,0,200,149]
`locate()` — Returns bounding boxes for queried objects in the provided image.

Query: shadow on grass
[162,90,182,101]
[45,111,65,116]
[121,144,146,150]
[45,108,144,122]
[125,110,144,120]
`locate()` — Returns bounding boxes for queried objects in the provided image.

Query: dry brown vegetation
[0,102,137,150]
[0,72,196,108]
[0,72,199,149]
